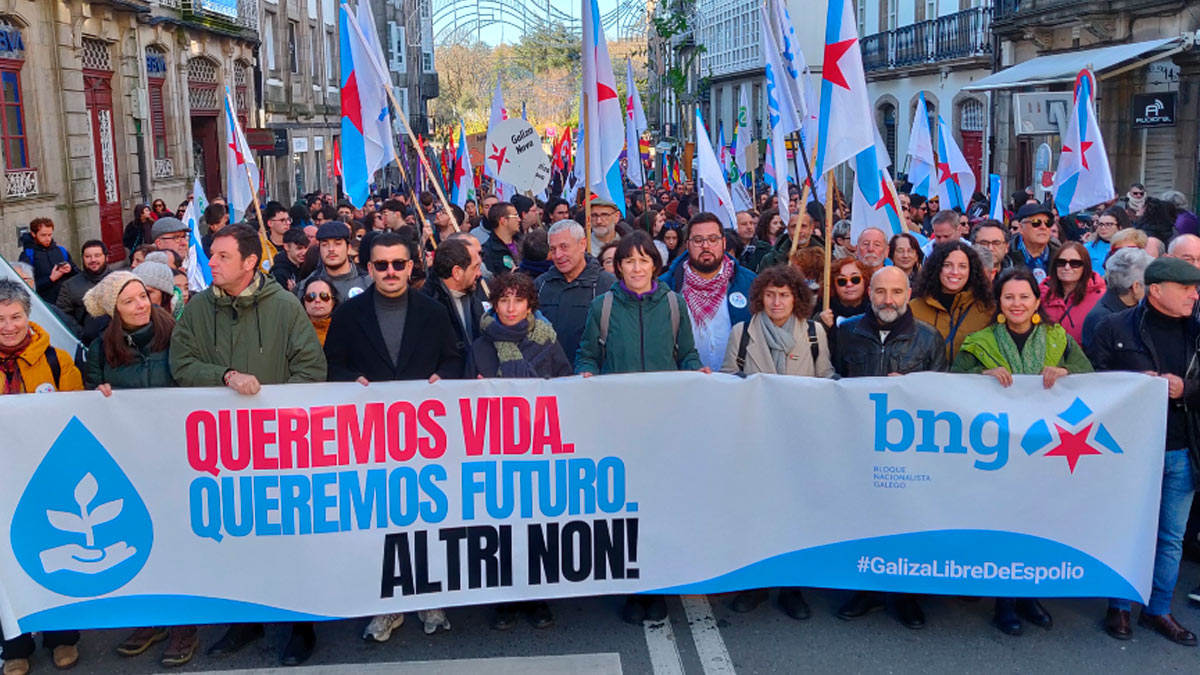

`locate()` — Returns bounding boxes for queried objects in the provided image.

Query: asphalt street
[14,562,1200,675]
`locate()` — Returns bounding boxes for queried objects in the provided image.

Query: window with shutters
[0,20,28,171]
[288,21,298,74]
[390,22,406,74]
[264,12,276,71]
[146,47,169,161]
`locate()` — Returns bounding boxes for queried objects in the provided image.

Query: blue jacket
[659,254,756,327]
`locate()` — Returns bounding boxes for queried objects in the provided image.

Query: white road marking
[680,595,736,675]
[643,600,686,675]
[196,653,622,675]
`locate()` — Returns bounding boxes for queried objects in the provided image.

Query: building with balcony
[0,0,257,263]
[859,0,993,191]
[975,0,1199,209]
[258,0,339,205]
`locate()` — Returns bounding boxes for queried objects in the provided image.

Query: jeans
[1110,449,1196,615]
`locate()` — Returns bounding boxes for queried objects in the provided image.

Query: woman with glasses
[817,257,871,330]
[1039,242,1105,344]
[299,277,338,346]
[1085,207,1129,275]
[910,242,994,361]
[888,232,924,282]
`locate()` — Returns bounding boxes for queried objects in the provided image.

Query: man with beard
[420,237,485,377]
[660,212,757,371]
[301,222,371,300]
[855,227,889,271]
[56,239,110,326]
[589,199,622,256]
[832,266,945,629]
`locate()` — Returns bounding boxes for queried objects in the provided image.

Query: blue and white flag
[1053,70,1115,215]
[183,178,212,292]
[989,174,1004,221]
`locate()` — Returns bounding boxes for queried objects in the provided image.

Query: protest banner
[483,118,551,194]
[0,372,1165,637]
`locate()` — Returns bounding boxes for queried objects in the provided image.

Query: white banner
[0,372,1165,637]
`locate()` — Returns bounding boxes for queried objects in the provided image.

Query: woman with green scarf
[952,267,1092,636]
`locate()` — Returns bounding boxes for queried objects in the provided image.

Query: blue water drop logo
[11,417,153,597]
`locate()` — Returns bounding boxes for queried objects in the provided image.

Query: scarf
[1127,190,1146,214]
[0,331,33,395]
[310,316,331,346]
[1015,235,1050,271]
[682,257,734,326]
[480,313,561,378]
[995,324,1047,375]
[758,314,796,374]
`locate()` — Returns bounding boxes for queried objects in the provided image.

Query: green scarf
[960,323,1068,374]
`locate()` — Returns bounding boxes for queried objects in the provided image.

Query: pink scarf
[682,257,734,326]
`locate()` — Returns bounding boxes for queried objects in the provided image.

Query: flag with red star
[906,92,936,199]
[695,108,736,229]
[814,0,873,176]
[1053,69,1115,215]
[624,57,647,188]
[450,118,475,208]
[850,126,904,241]
[934,112,976,211]
[223,86,259,225]
[338,2,370,207]
[581,0,625,214]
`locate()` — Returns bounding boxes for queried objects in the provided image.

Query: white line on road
[681,595,736,675]
[643,600,686,675]
[195,653,623,675]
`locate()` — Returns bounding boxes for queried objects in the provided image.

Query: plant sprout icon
[39,473,136,574]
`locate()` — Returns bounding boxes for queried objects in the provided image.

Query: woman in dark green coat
[82,272,194,665]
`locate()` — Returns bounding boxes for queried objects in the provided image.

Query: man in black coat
[56,239,109,326]
[537,219,616,361]
[324,231,462,384]
[420,235,484,377]
[18,218,75,304]
[481,201,521,274]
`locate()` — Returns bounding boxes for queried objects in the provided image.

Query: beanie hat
[82,271,142,318]
[133,261,175,297]
[144,251,172,266]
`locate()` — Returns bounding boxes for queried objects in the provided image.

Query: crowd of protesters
[2,178,1200,672]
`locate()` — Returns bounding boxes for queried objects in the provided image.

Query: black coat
[323,286,463,382]
[18,239,75,304]
[481,233,519,275]
[535,259,616,362]
[833,309,948,377]
[269,251,302,292]
[419,277,485,377]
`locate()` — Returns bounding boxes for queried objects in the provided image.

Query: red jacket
[1040,272,1106,344]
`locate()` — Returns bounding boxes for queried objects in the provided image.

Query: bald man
[1168,234,1200,268]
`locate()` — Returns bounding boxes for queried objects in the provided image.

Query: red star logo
[1043,423,1102,473]
[597,82,617,103]
[1062,140,1094,170]
[228,138,245,166]
[822,38,857,90]
[488,144,510,172]
[452,155,466,187]
[937,161,954,184]
[626,96,634,120]
[342,72,363,134]
[872,177,892,211]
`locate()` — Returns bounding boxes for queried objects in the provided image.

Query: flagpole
[242,166,270,271]
[822,170,836,312]
[390,142,436,250]
[583,90,593,246]
[789,136,820,259]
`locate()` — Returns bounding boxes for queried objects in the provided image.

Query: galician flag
[581,0,625,214]
[450,118,475,207]
[183,177,212,292]
[934,113,976,211]
[485,76,515,200]
[851,125,903,242]
[354,0,394,174]
[761,5,800,227]
[696,109,736,229]
[989,174,1005,221]
[906,92,936,198]
[337,2,370,207]
[814,0,873,176]
[624,57,647,187]
[1053,69,1115,215]
[223,87,259,225]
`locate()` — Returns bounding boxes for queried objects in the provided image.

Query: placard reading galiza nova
[0,372,1166,636]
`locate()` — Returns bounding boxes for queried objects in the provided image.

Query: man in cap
[1089,257,1200,646]
[589,198,622,256]
[301,221,371,300]
[152,216,191,264]
[1004,203,1059,282]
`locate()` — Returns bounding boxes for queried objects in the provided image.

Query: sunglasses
[372,259,410,272]
[835,275,863,287]
[1054,258,1084,269]
[304,291,332,302]
[1027,219,1052,229]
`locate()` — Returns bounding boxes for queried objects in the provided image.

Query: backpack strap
[44,346,61,390]
[736,322,752,374]
[598,292,614,367]
[667,291,680,361]
[807,320,820,363]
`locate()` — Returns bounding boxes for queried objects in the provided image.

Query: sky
[469,0,622,46]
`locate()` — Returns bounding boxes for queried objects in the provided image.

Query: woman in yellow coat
[908,241,994,362]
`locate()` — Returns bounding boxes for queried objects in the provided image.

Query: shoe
[1189,584,1200,603]
[489,604,519,631]
[993,598,1022,636]
[160,626,198,668]
[1016,598,1052,629]
[731,589,769,613]
[278,625,315,667]
[207,623,265,657]
[836,592,885,620]
[417,609,451,634]
[363,613,405,642]
[644,596,669,622]
[1104,608,1132,640]
[621,596,647,625]
[116,627,169,656]
[52,644,79,669]
[779,588,811,621]
[1138,612,1198,646]
[896,595,926,629]
[2,658,29,675]
[525,601,554,629]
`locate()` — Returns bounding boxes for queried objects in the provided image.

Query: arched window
[234,60,251,129]
[146,46,171,175]
[960,98,985,132]
[0,17,29,174]
[187,56,219,114]
[878,102,897,166]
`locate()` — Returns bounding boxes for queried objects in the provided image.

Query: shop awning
[963,37,1184,91]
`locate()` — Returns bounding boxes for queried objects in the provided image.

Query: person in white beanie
[133,259,178,317]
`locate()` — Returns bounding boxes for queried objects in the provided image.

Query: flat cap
[315,221,352,241]
[150,216,188,240]
[1145,256,1200,285]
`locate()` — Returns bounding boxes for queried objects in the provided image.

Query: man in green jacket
[168,224,326,666]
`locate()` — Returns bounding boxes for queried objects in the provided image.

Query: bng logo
[871,394,1121,473]
[11,418,153,596]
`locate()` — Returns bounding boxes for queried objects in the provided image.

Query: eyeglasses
[159,233,188,242]
[371,259,410,272]
[1027,219,1052,229]
[835,275,863,287]
[304,292,332,302]
[689,235,724,247]
[1054,258,1084,269]
[976,239,1006,248]
[1096,220,1119,228]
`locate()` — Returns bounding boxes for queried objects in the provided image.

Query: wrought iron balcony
[153,0,258,32]
[862,6,992,73]
[994,0,1092,21]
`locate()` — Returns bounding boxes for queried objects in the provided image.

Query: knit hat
[144,251,172,266]
[133,261,175,297]
[82,271,142,318]
[150,216,188,241]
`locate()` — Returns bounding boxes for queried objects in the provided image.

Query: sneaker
[363,613,406,643]
[417,608,451,634]
[116,626,169,656]
[2,658,29,675]
[160,626,199,668]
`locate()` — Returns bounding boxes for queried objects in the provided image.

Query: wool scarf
[0,331,33,395]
